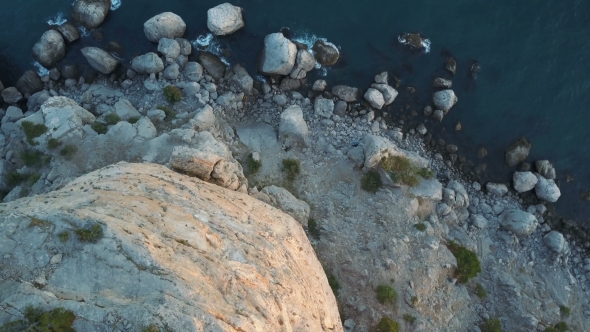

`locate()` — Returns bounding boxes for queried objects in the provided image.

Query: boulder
[259,186,310,226]
[259,33,297,76]
[374,71,388,84]
[432,89,458,112]
[30,96,95,140]
[198,52,226,80]
[312,80,327,92]
[230,64,253,94]
[27,90,51,112]
[175,38,192,55]
[32,30,66,68]
[334,100,348,117]
[500,209,538,237]
[314,96,335,118]
[289,50,316,79]
[486,182,508,196]
[16,71,43,96]
[1,87,23,104]
[447,180,469,207]
[371,84,398,105]
[278,105,308,148]
[512,171,538,193]
[133,117,157,141]
[81,47,119,74]
[312,40,339,66]
[157,38,180,59]
[470,214,488,229]
[182,62,204,82]
[364,88,385,109]
[505,138,531,167]
[189,105,215,132]
[446,57,457,74]
[535,160,556,179]
[72,0,111,28]
[534,175,561,202]
[131,52,164,74]
[332,85,359,102]
[409,178,443,201]
[433,77,452,88]
[163,63,180,80]
[143,12,186,43]
[56,22,80,43]
[279,78,300,91]
[360,134,429,171]
[113,99,141,120]
[207,3,245,36]
[2,106,24,123]
[543,231,569,255]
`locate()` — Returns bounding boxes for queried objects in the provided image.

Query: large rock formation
[143,12,186,43]
[258,33,297,76]
[207,3,245,36]
[32,30,65,68]
[81,47,119,74]
[0,163,342,332]
[72,0,111,28]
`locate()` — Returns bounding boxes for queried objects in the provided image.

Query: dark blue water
[2,0,590,224]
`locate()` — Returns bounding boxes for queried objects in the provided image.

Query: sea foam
[111,0,121,10]
[47,12,67,26]
[33,61,50,77]
[192,33,230,66]
[78,26,90,37]
[398,35,431,53]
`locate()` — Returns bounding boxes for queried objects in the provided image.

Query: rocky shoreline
[0,1,590,331]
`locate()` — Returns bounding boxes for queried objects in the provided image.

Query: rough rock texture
[371,83,398,105]
[364,88,385,109]
[332,85,359,102]
[207,3,245,36]
[72,0,111,28]
[290,49,316,79]
[0,163,342,332]
[56,22,80,43]
[279,105,308,148]
[198,52,226,80]
[259,33,297,76]
[543,231,569,255]
[314,96,335,118]
[500,209,538,237]
[182,62,203,82]
[534,175,561,202]
[360,134,428,171]
[535,160,556,179]
[32,30,65,68]
[255,185,311,226]
[81,47,119,74]
[312,40,339,66]
[229,64,253,94]
[143,12,186,43]
[505,138,531,167]
[1,87,23,104]
[513,171,538,193]
[157,38,180,59]
[131,52,164,74]
[432,89,458,112]
[486,182,508,196]
[16,70,44,96]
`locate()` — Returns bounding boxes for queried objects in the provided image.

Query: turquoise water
[1,0,590,223]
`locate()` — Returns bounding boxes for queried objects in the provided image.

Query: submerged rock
[259,33,297,76]
[32,30,65,68]
[56,22,80,43]
[535,160,556,179]
[144,12,186,43]
[207,3,245,36]
[72,0,111,28]
[81,47,119,74]
[399,32,429,51]
[312,40,339,66]
[433,77,452,88]
[505,138,531,167]
[446,57,457,74]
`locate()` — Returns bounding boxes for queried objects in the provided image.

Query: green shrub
[75,223,103,243]
[308,218,320,238]
[448,241,481,283]
[414,223,426,231]
[554,321,569,332]
[481,318,502,332]
[157,105,176,120]
[47,138,61,149]
[6,171,26,186]
[559,305,571,317]
[282,159,301,181]
[380,155,411,173]
[60,145,78,159]
[105,112,121,125]
[29,217,51,229]
[327,273,340,296]
[142,324,161,332]
[24,306,44,323]
[375,285,397,305]
[128,116,140,124]
[416,167,434,179]
[163,85,183,103]
[361,170,382,193]
[58,231,70,243]
[380,155,433,187]
[377,317,399,332]
[403,314,416,324]
[545,327,559,332]
[475,283,487,299]
[246,153,262,174]
[20,150,42,166]
[21,121,47,145]
[0,306,76,332]
[91,122,108,134]
[28,173,41,186]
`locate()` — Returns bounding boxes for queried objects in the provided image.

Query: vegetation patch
[163,85,183,103]
[91,122,108,134]
[58,231,70,243]
[21,121,47,145]
[559,305,571,317]
[327,273,340,296]
[447,241,481,283]
[402,314,416,324]
[28,217,52,229]
[28,173,41,186]
[60,145,78,159]
[361,170,382,193]
[75,223,103,243]
[105,112,121,125]
[375,284,397,305]
[475,283,487,299]
[157,106,176,120]
[380,155,434,187]
[246,153,262,174]
[128,116,140,124]
[6,171,26,186]
[481,318,502,332]
[281,159,301,181]
[20,150,42,166]
[414,223,427,231]
[0,306,76,332]
[47,138,61,149]
[377,317,399,332]
[142,324,161,332]
[308,218,320,238]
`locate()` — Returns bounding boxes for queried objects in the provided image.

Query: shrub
[545,328,559,332]
[29,217,51,228]
[157,105,176,120]
[559,305,571,317]
[0,306,76,332]
[380,155,411,173]
[75,223,103,243]
[6,171,25,186]
[416,167,434,179]
[375,285,397,305]
[105,112,121,125]
[448,241,481,283]
[21,121,47,145]
[20,150,42,166]
[414,223,426,231]
[377,317,399,332]
[142,324,161,332]
[60,145,78,159]
[554,321,569,332]
[282,159,301,181]
[91,122,108,134]
[380,155,434,187]
[163,85,183,103]
[58,231,70,243]
[403,314,416,324]
[128,116,140,124]
[246,153,262,174]
[475,283,487,299]
[481,318,502,332]
[361,170,382,193]
[327,273,340,296]
[47,138,61,149]
[308,218,320,238]
[28,173,41,186]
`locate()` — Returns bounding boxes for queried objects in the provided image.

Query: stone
[433,77,452,88]
[180,82,200,96]
[230,64,253,94]
[486,182,508,196]
[190,105,215,131]
[32,30,65,68]
[147,109,166,122]
[175,38,192,56]
[279,78,300,91]
[534,175,561,203]
[132,52,164,74]
[374,71,388,84]
[33,96,95,140]
[273,94,287,106]
[312,80,327,92]
[535,160,556,179]
[259,33,297,76]
[447,180,469,207]
[364,88,385,109]
[113,99,141,120]
[471,214,488,228]
[312,40,339,66]
[27,90,51,112]
[361,134,429,171]
[410,178,443,201]
[207,3,245,36]
[81,47,119,74]
[163,63,180,80]
[56,22,80,43]
[505,138,531,167]
[144,12,186,43]
[259,186,310,226]
[446,57,457,74]
[314,97,335,118]
[198,52,226,80]
[500,209,538,237]
[17,70,44,96]
[2,106,24,123]
[1,87,23,104]
[334,100,348,117]
[371,84,398,105]
[543,231,568,255]
[432,89,458,112]
[157,38,180,59]
[512,171,538,193]
[332,85,359,102]
[134,117,157,141]
[289,50,316,79]
[279,105,308,148]
[433,109,444,122]
[72,0,110,28]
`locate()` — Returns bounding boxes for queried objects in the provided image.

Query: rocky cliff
[0,162,342,331]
